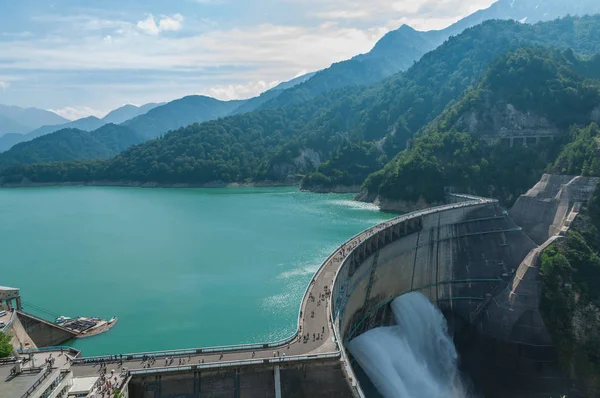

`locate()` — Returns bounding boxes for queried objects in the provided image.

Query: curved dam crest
[0,186,393,355]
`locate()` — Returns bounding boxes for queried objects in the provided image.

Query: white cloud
[307,0,496,30]
[136,14,184,36]
[0,21,388,77]
[2,0,499,108]
[293,69,308,79]
[50,106,107,120]
[201,80,280,101]
[0,81,9,90]
[315,10,371,20]
[159,14,184,31]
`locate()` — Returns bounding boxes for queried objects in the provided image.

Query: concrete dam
[3,174,597,398]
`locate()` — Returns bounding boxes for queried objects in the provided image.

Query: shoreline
[0,180,300,189]
[0,180,364,196]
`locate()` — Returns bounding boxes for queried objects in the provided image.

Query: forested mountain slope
[300,16,600,192]
[253,0,600,112]
[0,116,107,152]
[0,124,141,170]
[360,48,600,210]
[539,184,600,396]
[122,95,244,140]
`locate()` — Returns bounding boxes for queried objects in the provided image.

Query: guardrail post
[193,370,200,398]
[234,368,240,398]
[157,374,162,398]
[274,365,282,398]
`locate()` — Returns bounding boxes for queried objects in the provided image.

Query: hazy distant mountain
[258,0,600,111]
[102,103,163,125]
[123,95,244,140]
[231,72,317,115]
[0,95,244,159]
[0,123,142,170]
[472,0,600,24]
[25,116,106,142]
[0,105,68,135]
[0,103,161,152]
[0,116,106,152]
[0,114,30,136]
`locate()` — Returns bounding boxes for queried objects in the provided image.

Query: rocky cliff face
[355,189,442,213]
[268,148,322,182]
[306,185,362,194]
[453,99,560,142]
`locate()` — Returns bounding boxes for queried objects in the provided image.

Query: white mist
[347,292,469,398]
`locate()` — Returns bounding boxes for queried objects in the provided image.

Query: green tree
[0,332,13,358]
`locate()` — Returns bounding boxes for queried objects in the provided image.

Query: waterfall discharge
[347,292,469,398]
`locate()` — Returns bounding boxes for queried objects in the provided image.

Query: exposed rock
[373,195,443,213]
[305,185,362,194]
[295,149,321,170]
[268,148,321,181]
[455,99,561,144]
[354,188,377,203]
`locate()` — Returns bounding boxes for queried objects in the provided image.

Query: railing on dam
[329,195,496,398]
[127,352,341,375]
[1,309,14,333]
[18,346,81,357]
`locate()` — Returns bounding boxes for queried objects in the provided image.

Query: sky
[0,0,496,120]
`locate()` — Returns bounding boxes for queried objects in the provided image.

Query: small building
[0,285,22,311]
[68,376,99,397]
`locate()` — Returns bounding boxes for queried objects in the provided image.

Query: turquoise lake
[0,186,394,356]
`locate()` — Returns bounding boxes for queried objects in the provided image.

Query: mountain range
[4,0,598,156]
[0,103,161,152]
[0,74,314,152]
[4,15,600,191]
[0,105,68,135]
[2,0,600,180]
[0,124,142,171]
[248,0,600,112]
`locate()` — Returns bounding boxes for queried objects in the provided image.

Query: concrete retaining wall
[16,311,76,347]
[127,359,351,398]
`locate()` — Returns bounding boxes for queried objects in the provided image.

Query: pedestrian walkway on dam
[71,219,400,375]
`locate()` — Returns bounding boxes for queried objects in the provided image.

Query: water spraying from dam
[347,292,469,398]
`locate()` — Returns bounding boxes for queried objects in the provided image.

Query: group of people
[83,354,125,365]
[140,355,156,368]
[92,363,125,398]
[160,355,193,367]
[301,330,325,344]
[44,353,56,367]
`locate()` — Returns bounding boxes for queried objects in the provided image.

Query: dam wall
[332,200,535,345]
[127,357,351,398]
[328,197,580,397]
[16,311,76,347]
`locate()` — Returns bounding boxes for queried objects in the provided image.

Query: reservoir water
[0,186,393,356]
